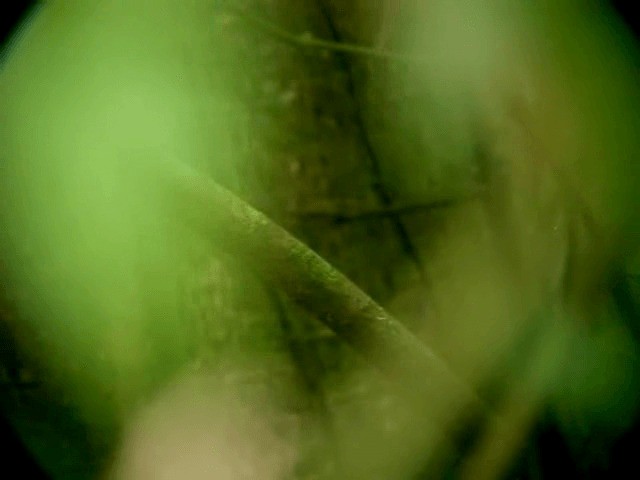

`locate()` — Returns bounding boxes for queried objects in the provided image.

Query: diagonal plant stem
[458,315,569,480]
[136,158,486,422]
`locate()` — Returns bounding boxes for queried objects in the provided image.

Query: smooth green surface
[0,2,248,476]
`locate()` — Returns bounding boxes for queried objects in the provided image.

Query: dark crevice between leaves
[267,287,343,478]
[314,0,425,280]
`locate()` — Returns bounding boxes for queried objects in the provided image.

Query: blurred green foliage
[1,1,640,479]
